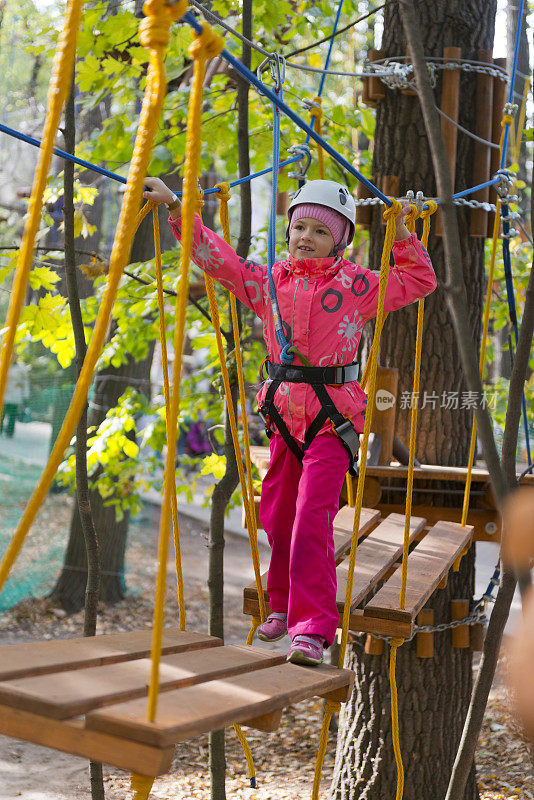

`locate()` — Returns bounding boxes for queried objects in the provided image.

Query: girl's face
[288,217,335,259]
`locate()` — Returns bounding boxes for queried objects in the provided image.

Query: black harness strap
[258,361,361,474]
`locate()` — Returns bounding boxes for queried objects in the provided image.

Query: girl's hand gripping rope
[143,176,181,218]
[394,199,413,242]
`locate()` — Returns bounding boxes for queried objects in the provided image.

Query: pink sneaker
[286,634,324,666]
[257,612,288,642]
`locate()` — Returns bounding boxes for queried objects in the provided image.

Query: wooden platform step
[363,520,473,624]
[0,627,221,682]
[243,507,381,611]
[0,645,285,720]
[243,509,474,640]
[85,660,354,747]
[0,629,353,776]
[335,512,427,611]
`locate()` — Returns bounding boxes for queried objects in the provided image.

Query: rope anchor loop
[256,53,286,95]
[383,197,402,223]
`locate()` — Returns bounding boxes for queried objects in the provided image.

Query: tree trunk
[332,2,496,798]
[332,549,478,800]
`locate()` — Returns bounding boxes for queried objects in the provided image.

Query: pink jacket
[170,215,436,441]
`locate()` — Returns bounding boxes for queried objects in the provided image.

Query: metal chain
[351,195,498,212]
[365,604,489,645]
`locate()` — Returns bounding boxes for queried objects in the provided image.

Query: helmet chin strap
[331,220,350,255]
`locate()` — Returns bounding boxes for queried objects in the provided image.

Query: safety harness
[258,360,361,475]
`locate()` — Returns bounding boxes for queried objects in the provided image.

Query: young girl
[143,177,437,666]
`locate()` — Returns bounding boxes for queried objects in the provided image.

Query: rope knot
[391,636,405,649]
[404,202,419,231]
[310,96,323,119]
[190,22,224,60]
[139,0,185,49]
[501,113,514,127]
[383,197,402,223]
[324,698,341,716]
[215,181,231,203]
[194,187,205,214]
[420,198,438,219]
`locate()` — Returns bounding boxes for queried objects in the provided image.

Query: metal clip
[287,143,312,181]
[257,53,286,94]
[492,169,515,199]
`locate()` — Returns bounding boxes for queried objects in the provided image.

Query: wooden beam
[470,50,494,237]
[363,521,473,623]
[0,628,221,683]
[0,705,174,776]
[0,645,285,720]
[85,662,354,747]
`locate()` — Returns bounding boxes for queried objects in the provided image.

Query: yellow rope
[311,699,341,799]
[385,200,437,800]
[210,181,264,787]
[360,203,418,392]
[214,182,266,627]
[152,203,186,629]
[345,473,354,507]
[512,77,530,164]
[146,14,223,727]
[0,0,185,597]
[206,182,269,787]
[233,723,257,787]
[398,200,437,609]
[310,97,325,179]
[245,615,261,645]
[130,772,155,800]
[0,0,83,421]
[389,637,405,800]
[312,199,402,800]
[337,198,401,666]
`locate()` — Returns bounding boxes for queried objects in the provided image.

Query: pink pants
[259,432,349,646]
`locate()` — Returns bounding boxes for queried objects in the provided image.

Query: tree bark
[333,2,497,798]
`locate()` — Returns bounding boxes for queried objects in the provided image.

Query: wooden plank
[333,505,380,538]
[0,705,174,777]
[243,510,379,605]
[363,521,473,623]
[250,446,534,487]
[0,629,221,682]
[375,503,500,543]
[366,464,534,485]
[242,598,413,639]
[86,662,354,747]
[0,645,285,720]
[335,513,426,610]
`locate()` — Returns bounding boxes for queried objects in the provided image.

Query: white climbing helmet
[287,179,356,247]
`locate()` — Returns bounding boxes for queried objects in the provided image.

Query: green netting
[0,368,152,612]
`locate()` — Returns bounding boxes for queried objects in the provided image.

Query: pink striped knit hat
[289,203,348,247]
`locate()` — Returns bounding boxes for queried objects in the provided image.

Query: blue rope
[500,203,532,463]
[501,0,525,169]
[305,0,345,145]
[266,84,292,360]
[183,11,392,206]
[0,120,304,195]
[0,122,128,185]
